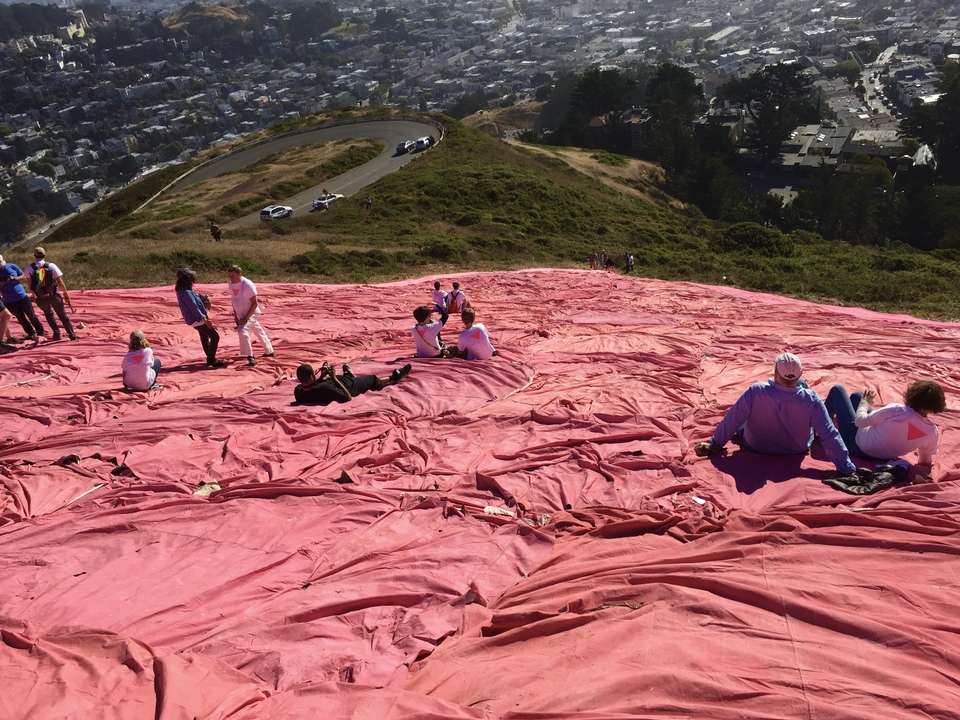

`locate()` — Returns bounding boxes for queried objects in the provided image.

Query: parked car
[312,192,344,210]
[260,205,293,220]
[415,136,433,151]
[396,140,416,154]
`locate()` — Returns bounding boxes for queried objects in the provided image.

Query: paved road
[168,119,438,227]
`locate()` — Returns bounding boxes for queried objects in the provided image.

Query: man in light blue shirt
[698,353,856,475]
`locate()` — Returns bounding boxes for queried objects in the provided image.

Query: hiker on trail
[121,330,162,391]
[209,222,222,242]
[175,268,226,368]
[412,305,449,358]
[451,306,498,360]
[227,265,274,367]
[588,251,597,269]
[294,361,411,405]
[627,254,635,273]
[365,196,373,211]
[0,254,45,341]
[600,250,607,268]
[447,281,470,315]
[825,380,945,481]
[24,247,76,342]
[696,353,857,477]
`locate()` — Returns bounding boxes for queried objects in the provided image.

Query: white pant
[237,315,273,357]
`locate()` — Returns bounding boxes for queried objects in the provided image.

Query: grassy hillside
[31,111,960,321]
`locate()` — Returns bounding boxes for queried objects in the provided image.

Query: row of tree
[528,60,960,252]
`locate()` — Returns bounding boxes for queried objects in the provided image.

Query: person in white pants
[227,264,274,366]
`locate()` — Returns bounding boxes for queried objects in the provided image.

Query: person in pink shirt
[121,330,161,391]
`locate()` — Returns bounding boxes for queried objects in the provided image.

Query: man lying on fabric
[696,352,857,477]
[295,361,412,405]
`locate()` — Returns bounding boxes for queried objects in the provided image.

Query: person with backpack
[209,222,222,242]
[447,281,470,315]
[24,247,76,342]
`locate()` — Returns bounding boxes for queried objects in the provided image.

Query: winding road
[167,118,439,226]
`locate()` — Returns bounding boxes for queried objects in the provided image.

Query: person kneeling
[121,330,162,391]
[295,361,412,405]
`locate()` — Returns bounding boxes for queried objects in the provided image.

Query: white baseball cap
[775,353,803,380]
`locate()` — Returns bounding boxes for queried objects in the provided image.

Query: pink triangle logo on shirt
[232,288,239,296]
[134,355,143,364]
[906,422,925,441]
[470,330,482,339]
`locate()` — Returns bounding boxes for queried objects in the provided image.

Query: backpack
[30,262,58,298]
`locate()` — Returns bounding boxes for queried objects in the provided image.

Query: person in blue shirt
[0,254,46,340]
[175,267,226,368]
[697,352,857,476]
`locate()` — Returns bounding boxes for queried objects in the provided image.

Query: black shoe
[207,359,227,368]
[25,334,37,341]
[247,356,257,367]
[390,363,412,384]
[69,334,78,341]
[52,334,62,341]
[6,337,24,344]
[262,352,275,358]
[342,364,355,379]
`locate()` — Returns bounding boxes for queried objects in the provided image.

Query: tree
[720,63,817,167]
[288,1,342,42]
[899,61,960,183]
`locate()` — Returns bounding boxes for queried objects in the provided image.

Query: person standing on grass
[0,255,45,340]
[175,268,226,368]
[25,247,76,342]
[365,196,373,212]
[227,265,274,367]
[209,222,222,242]
[589,250,597,269]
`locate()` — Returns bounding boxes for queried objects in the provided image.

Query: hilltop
[34,110,960,321]
[162,3,253,35]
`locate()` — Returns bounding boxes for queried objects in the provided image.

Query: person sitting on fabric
[430,280,449,322]
[696,352,857,477]
[295,361,412,405]
[121,330,161,391]
[447,281,470,315]
[825,380,945,481]
[451,307,498,360]
[412,305,449,358]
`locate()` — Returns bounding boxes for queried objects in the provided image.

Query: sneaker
[149,384,163,390]
[52,334,62,342]
[207,359,227,368]
[247,356,257,367]
[25,334,37,341]
[390,363,412,384]
[261,351,275,358]
[69,335,78,341]
[342,364,356,379]
[6,337,24,344]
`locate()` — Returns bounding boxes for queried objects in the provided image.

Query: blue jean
[825,385,885,461]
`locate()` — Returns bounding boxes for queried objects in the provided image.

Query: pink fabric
[2,270,960,717]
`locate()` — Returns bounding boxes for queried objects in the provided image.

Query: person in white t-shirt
[121,330,161,391]
[453,306,497,360]
[447,281,470,315]
[826,380,945,480]
[431,280,449,320]
[227,265,274,367]
[412,305,449,358]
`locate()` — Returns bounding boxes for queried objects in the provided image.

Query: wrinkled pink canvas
[2,270,960,718]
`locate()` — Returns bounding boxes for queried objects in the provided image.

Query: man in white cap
[696,352,857,476]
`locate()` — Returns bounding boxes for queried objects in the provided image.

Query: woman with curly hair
[121,330,162,391]
[826,380,946,475]
[175,267,226,368]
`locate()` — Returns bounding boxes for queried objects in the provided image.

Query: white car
[396,140,415,154]
[312,192,344,210]
[415,136,433,151]
[260,205,293,220]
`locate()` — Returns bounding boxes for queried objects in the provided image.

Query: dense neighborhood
[0,0,958,244]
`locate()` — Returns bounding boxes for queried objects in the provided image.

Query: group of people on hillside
[294,279,497,405]
[696,352,945,484]
[0,247,78,351]
[587,249,632,272]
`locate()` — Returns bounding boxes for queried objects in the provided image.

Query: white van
[415,136,433,151]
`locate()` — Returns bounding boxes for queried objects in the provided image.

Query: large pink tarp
[2,269,960,718]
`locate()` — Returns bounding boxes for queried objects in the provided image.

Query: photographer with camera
[294,360,412,405]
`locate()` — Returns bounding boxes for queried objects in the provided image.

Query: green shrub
[717,222,794,257]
